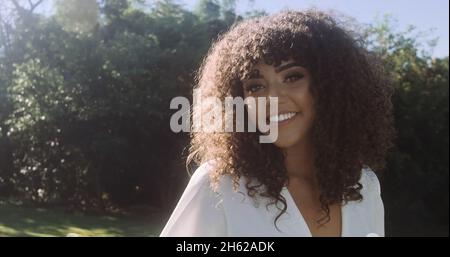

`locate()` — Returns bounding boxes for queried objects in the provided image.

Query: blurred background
[0,0,448,237]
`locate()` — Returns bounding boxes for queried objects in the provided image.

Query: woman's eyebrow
[248,69,263,79]
[275,62,304,73]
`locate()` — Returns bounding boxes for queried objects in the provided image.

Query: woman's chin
[272,131,310,149]
[273,137,300,149]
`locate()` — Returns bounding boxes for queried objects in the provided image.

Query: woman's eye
[245,84,264,93]
[284,73,304,83]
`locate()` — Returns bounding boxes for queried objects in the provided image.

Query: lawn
[0,201,166,237]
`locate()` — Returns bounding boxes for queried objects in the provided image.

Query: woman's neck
[283,135,316,182]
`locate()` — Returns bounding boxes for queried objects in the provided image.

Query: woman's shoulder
[188,161,216,188]
[189,160,224,189]
[359,166,381,196]
[190,160,260,204]
[190,160,243,194]
[357,166,385,236]
[160,161,228,236]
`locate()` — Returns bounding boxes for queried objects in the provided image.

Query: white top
[160,161,384,237]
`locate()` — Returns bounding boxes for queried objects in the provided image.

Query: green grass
[0,201,165,237]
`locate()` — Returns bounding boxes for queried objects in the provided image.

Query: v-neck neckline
[281,186,346,237]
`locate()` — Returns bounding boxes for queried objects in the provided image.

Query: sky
[180,0,449,58]
[33,0,449,58]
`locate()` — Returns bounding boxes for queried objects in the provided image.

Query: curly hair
[186,9,395,228]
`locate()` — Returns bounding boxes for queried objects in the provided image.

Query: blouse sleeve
[159,163,227,237]
[362,168,385,237]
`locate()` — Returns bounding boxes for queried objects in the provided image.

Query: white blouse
[160,161,384,237]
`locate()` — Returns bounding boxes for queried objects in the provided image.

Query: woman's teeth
[269,112,297,122]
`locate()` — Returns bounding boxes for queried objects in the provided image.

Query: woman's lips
[267,112,299,126]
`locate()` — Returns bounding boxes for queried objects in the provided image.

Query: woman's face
[242,58,315,148]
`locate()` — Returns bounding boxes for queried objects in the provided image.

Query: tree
[365,15,449,236]
[55,0,99,35]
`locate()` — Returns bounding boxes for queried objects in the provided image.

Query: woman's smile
[268,112,299,127]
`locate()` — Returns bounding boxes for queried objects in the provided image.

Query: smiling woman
[242,58,316,149]
[160,9,395,237]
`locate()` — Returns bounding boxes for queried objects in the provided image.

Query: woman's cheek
[245,99,269,131]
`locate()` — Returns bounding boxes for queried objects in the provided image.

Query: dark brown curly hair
[186,9,395,228]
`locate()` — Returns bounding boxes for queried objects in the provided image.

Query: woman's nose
[267,82,287,104]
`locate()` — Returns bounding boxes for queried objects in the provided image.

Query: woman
[160,9,394,237]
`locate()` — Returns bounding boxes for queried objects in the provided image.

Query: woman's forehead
[250,57,307,74]
[253,57,296,69]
